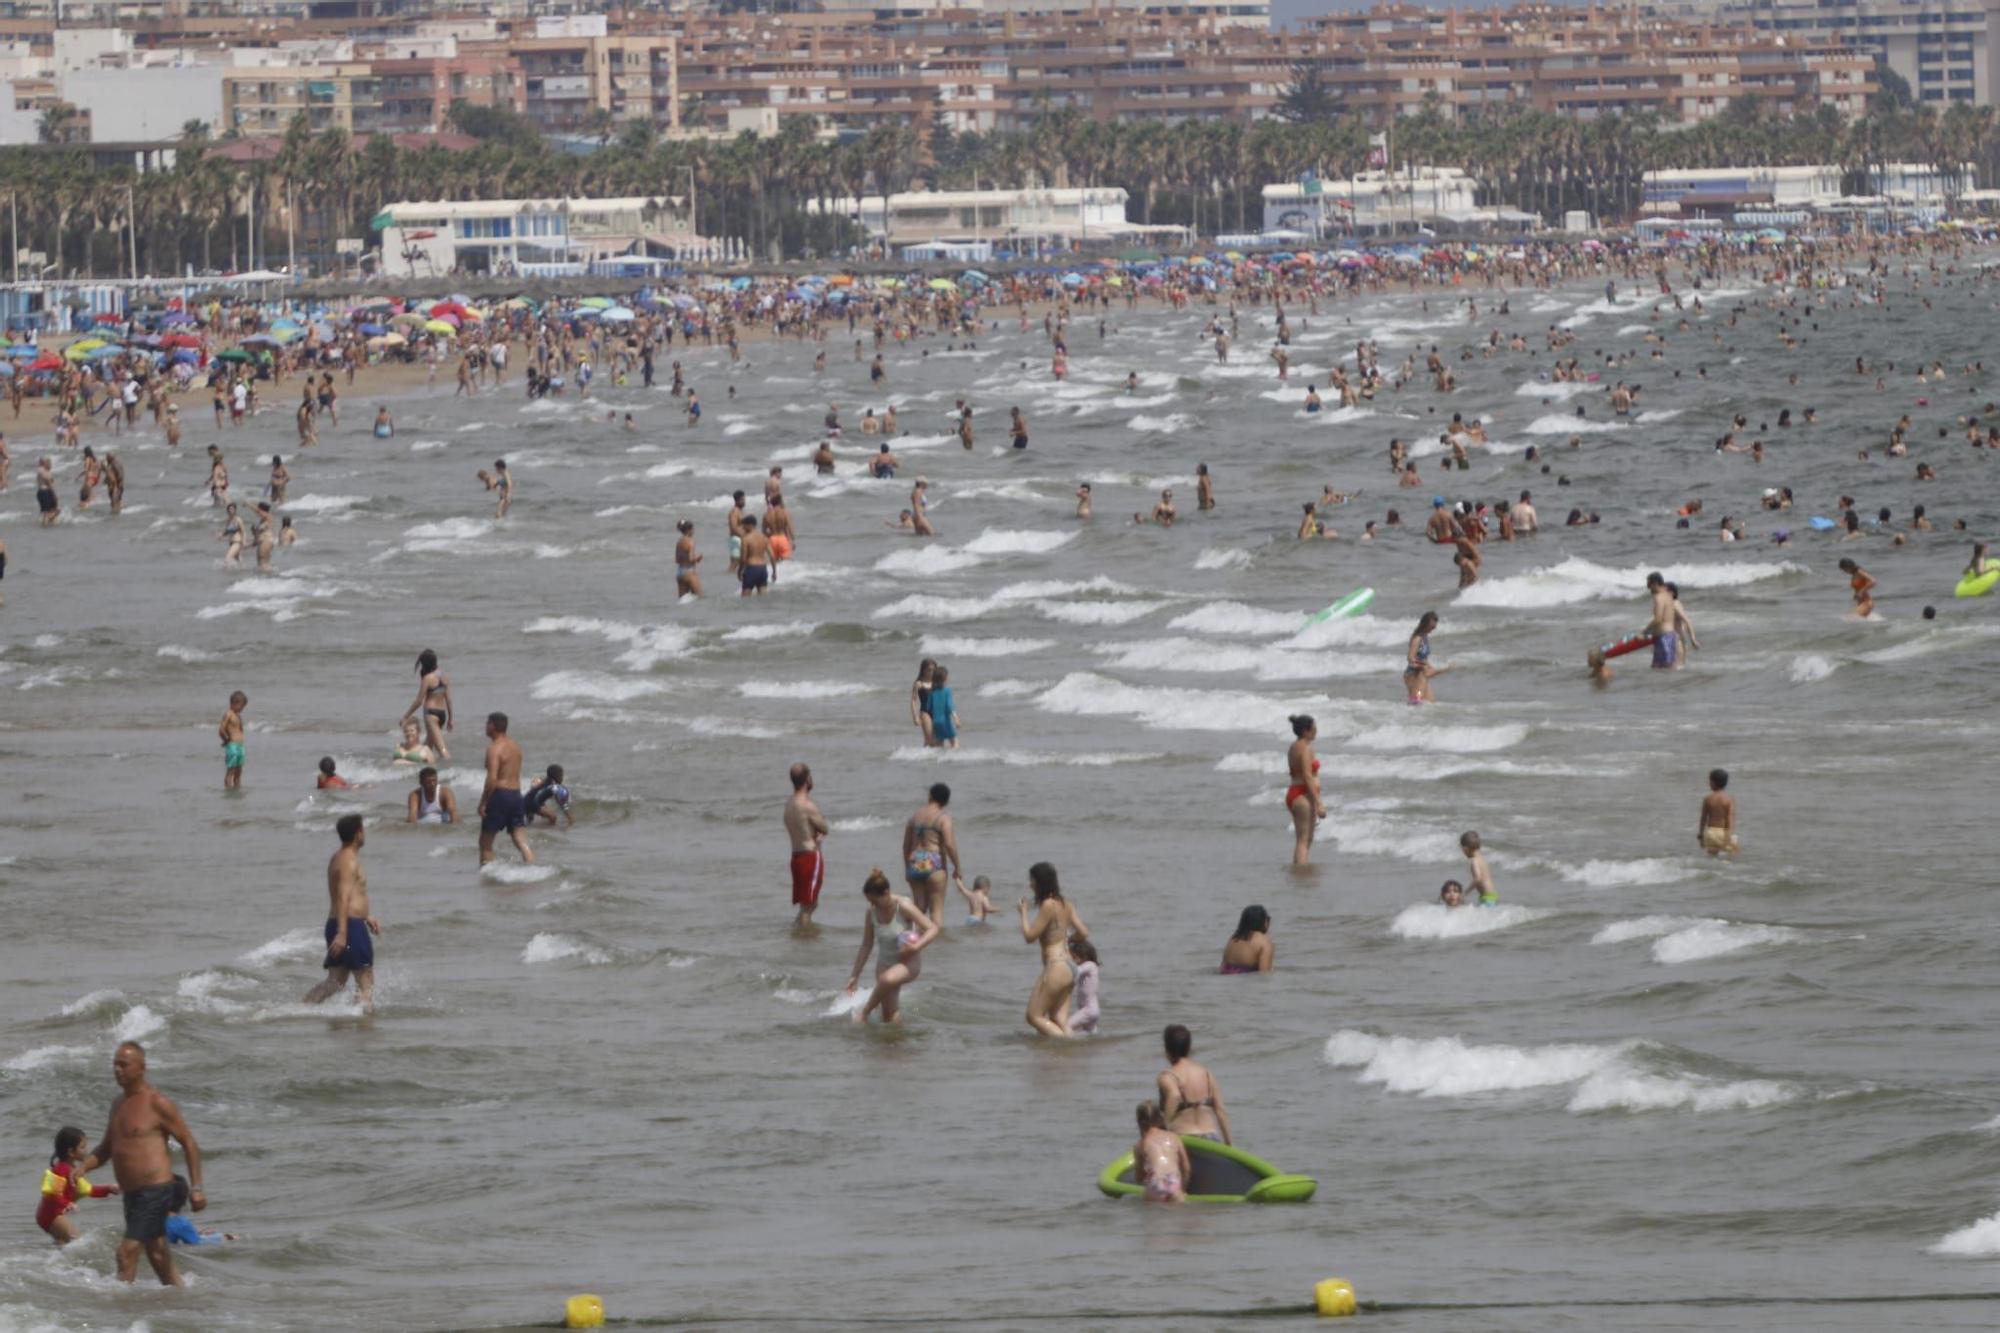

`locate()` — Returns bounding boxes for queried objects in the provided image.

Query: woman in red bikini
[1286,714,1325,867]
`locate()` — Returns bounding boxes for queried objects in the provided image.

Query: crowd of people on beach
[18,222,2000,1270]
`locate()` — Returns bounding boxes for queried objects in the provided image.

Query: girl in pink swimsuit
[1134,1103,1189,1203]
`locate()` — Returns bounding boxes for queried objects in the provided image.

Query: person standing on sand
[477,711,533,865]
[304,814,382,1011]
[1698,768,1740,855]
[785,762,829,928]
[76,1042,206,1287]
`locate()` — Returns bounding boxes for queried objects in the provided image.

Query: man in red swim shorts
[784,762,829,928]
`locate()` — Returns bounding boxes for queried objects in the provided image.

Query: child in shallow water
[1065,937,1100,1035]
[1438,879,1466,909]
[1133,1102,1189,1204]
[958,872,995,925]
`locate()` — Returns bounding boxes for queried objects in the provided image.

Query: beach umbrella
[4,344,38,358]
[159,311,194,327]
[0,361,13,377]
[168,349,199,365]
[240,334,280,348]
[578,296,614,309]
[390,312,426,326]
[358,322,388,337]
[351,298,395,312]
[366,333,407,349]
[1059,272,1084,286]
[85,344,124,361]
[601,307,636,322]
[424,319,457,336]
[669,294,697,310]
[215,348,250,363]
[927,278,957,291]
[829,274,854,286]
[729,277,753,291]
[879,278,901,289]
[30,351,61,372]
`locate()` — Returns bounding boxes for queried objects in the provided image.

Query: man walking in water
[784,762,829,929]
[305,814,381,1010]
[78,1042,206,1286]
[1644,572,1678,670]
[478,711,533,864]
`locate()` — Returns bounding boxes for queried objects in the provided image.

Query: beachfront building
[1260,169,1529,235]
[1641,164,1846,217]
[375,195,739,276]
[816,186,1190,248]
[1683,0,1996,105]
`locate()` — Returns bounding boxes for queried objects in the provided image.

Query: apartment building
[1685,0,1997,104]
[222,61,378,134]
[370,51,518,132]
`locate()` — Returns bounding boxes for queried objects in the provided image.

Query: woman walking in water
[1157,1024,1232,1144]
[1019,861,1089,1037]
[910,657,937,747]
[1404,611,1447,705]
[1285,714,1325,867]
[844,868,940,1024]
[404,648,453,761]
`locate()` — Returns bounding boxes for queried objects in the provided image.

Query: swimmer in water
[373,406,394,438]
[958,872,996,925]
[1219,905,1274,974]
[1019,861,1088,1038]
[1460,831,1497,904]
[1838,558,1876,617]
[675,520,703,598]
[1698,768,1739,856]
[393,719,434,765]
[1133,1103,1190,1204]
[1285,714,1324,867]
[1075,482,1092,520]
[1438,879,1466,909]
[37,1126,117,1245]
[1064,937,1100,1033]
[844,868,940,1025]
[407,766,457,825]
[1404,611,1448,704]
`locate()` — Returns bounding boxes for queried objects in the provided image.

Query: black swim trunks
[37,487,57,514]
[740,564,770,591]
[323,915,374,971]
[482,787,526,833]
[122,1181,175,1242]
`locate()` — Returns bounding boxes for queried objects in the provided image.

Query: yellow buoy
[1313,1277,1357,1318]
[565,1294,605,1329]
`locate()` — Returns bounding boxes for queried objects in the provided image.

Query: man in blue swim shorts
[305,814,381,1011]
[477,711,535,865]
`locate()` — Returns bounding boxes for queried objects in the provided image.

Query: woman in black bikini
[404,648,453,761]
[1156,1024,1232,1143]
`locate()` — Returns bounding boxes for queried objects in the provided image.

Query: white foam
[1390,904,1550,939]
[1551,859,1692,888]
[920,635,1054,658]
[738,679,873,700]
[524,616,693,670]
[531,670,668,704]
[1593,915,1806,964]
[962,528,1076,556]
[3,1043,86,1072]
[1168,601,1303,638]
[1455,556,1801,610]
[283,493,369,514]
[1034,599,1165,626]
[1788,653,1836,683]
[1523,412,1626,436]
[888,745,1158,767]
[239,927,322,967]
[156,644,218,662]
[1195,547,1252,572]
[830,816,891,833]
[721,620,820,643]
[522,932,612,965]
[1933,1211,2000,1256]
[1035,671,1301,734]
[110,1004,165,1044]
[59,988,125,1017]
[1346,722,1528,754]
[402,517,492,542]
[681,716,784,740]
[481,862,558,884]
[1325,1030,1793,1113]
[1129,412,1194,434]
[875,545,986,576]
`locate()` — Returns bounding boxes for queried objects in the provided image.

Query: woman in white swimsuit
[845,868,939,1025]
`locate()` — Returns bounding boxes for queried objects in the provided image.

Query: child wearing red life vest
[37,1125,117,1244]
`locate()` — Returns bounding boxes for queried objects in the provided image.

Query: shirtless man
[477,711,533,864]
[1644,572,1679,670]
[218,690,247,789]
[1515,489,1539,534]
[739,517,772,596]
[1425,498,1455,543]
[1698,768,1740,856]
[1152,488,1177,527]
[78,1042,205,1286]
[304,814,381,1010]
[1196,464,1215,511]
[784,762,830,928]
